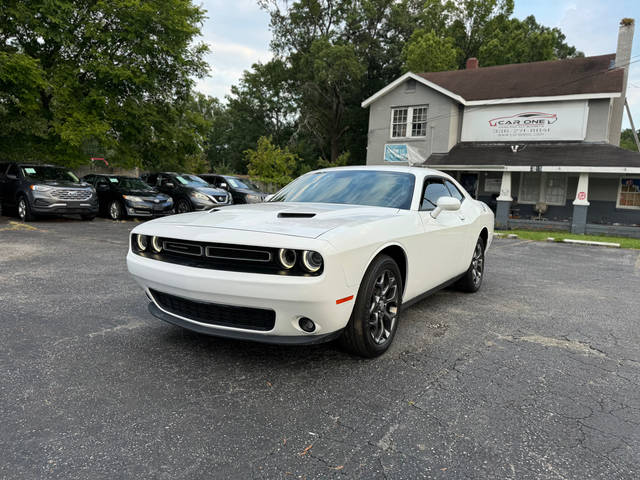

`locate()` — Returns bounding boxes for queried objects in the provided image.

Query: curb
[546,237,620,248]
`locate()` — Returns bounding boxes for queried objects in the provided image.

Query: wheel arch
[479,227,489,250]
[367,243,408,296]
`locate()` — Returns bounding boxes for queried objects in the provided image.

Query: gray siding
[585,99,611,142]
[366,81,458,165]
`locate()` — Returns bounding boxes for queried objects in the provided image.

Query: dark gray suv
[0,163,98,221]
[142,172,232,213]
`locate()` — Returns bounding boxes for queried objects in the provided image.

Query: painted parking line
[494,239,533,248]
[0,221,40,232]
[635,252,640,276]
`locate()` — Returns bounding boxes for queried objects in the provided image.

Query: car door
[416,176,470,286]
[94,177,112,211]
[2,164,21,208]
[0,163,8,206]
[443,178,477,263]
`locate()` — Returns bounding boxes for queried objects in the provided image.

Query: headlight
[245,194,261,203]
[278,249,297,269]
[191,192,210,202]
[302,250,323,273]
[30,185,53,192]
[123,195,143,203]
[135,234,148,251]
[151,236,162,253]
[165,197,173,204]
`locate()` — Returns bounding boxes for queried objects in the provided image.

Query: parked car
[83,174,174,220]
[198,174,267,204]
[142,173,232,213]
[127,166,494,357]
[0,162,98,221]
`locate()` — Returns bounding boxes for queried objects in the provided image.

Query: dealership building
[362,20,640,237]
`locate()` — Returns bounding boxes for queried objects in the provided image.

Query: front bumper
[31,198,98,215]
[127,249,356,342]
[125,201,174,217]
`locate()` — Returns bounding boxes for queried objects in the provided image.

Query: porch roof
[425,142,640,173]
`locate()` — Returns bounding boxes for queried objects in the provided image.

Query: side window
[146,174,157,186]
[0,163,8,176]
[7,164,19,177]
[445,180,464,202]
[421,179,450,211]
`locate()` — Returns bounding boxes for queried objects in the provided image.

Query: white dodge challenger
[127,166,494,357]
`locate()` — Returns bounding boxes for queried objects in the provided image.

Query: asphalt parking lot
[1,215,639,479]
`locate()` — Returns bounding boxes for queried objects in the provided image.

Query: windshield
[109,177,154,191]
[226,177,259,190]
[22,166,80,183]
[176,174,209,186]
[269,170,416,209]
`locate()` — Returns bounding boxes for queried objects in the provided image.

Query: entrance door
[460,173,479,199]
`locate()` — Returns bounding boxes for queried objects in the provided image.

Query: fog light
[151,236,162,253]
[135,234,148,251]
[278,248,297,269]
[298,317,316,333]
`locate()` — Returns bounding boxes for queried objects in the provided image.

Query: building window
[518,173,567,206]
[390,105,427,138]
[617,178,640,210]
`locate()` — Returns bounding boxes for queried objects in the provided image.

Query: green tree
[206,59,297,174]
[245,136,300,187]
[403,29,459,72]
[404,1,582,72]
[620,128,640,152]
[0,0,208,168]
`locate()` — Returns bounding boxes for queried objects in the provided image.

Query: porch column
[495,171,512,230]
[571,173,590,234]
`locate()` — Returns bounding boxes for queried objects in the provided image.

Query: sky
[194,0,640,128]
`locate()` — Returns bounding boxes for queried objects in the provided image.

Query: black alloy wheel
[340,254,402,357]
[456,237,485,293]
[176,198,192,214]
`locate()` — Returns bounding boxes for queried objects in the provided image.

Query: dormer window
[390,105,428,138]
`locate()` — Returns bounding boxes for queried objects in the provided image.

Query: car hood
[193,186,227,196]
[147,202,399,238]
[34,180,90,188]
[118,188,164,197]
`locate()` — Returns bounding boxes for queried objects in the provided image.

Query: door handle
[458,215,465,221]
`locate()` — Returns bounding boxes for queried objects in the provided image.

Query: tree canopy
[0,0,209,168]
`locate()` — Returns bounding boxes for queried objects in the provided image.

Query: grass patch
[499,229,640,250]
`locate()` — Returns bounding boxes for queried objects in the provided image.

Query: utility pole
[625,99,640,152]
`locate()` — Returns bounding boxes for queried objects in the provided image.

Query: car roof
[313,165,446,177]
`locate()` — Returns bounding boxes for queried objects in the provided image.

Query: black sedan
[198,174,267,204]
[83,174,173,220]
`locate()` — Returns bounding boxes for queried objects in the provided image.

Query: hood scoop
[277,212,316,218]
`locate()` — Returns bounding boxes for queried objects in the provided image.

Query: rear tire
[340,255,403,358]
[456,237,485,293]
[17,195,35,221]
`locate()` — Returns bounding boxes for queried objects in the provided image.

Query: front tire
[17,195,35,221]
[108,200,125,220]
[340,255,402,358]
[456,237,485,293]
[176,198,192,214]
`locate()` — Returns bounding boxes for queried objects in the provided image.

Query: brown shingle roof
[417,54,623,101]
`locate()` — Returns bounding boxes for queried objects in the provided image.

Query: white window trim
[517,173,568,206]
[616,176,640,210]
[390,105,428,139]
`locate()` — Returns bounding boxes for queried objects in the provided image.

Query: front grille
[150,289,275,331]
[132,237,322,276]
[52,188,92,201]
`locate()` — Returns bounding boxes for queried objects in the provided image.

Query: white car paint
[127,166,494,343]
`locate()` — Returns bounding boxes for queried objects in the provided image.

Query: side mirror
[6,174,17,180]
[164,182,174,188]
[430,196,461,219]
[220,182,228,190]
